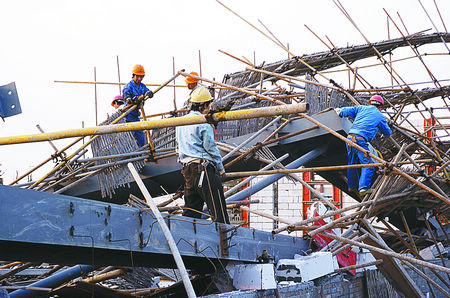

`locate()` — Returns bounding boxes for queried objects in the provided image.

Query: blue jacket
[176,111,224,171]
[339,105,392,141]
[122,80,150,122]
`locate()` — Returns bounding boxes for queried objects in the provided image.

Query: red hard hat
[369,95,384,107]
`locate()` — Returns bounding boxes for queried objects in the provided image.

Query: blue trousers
[126,119,146,148]
[132,130,146,148]
[346,136,374,191]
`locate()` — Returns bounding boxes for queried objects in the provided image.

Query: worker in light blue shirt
[337,95,392,196]
[176,86,229,224]
[122,64,153,148]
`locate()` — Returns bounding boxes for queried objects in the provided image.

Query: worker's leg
[200,164,230,224]
[346,142,359,191]
[181,164,204,218]
[133,130,146,148]
[355,139,374,191]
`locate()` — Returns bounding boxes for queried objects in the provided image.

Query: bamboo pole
[400,260,450,297]
[128,163,196,298]
[8,137,84,185]
[272,200,374,234]
[245,67,359,105]
[308,209,366,237]
[82,269,125,284]
[225,159,433,179]
[0,262,33,281]
[332,233,370,256]
[334,259,383,273]
[0,103,307,145]
[320,232,450,274]
[179,71,287,106]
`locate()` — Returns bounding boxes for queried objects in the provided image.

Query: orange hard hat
[185,72,200,84]
[132,64,145,76]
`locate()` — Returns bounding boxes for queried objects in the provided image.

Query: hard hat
[190,86,212,103]
[369,95,384,107]
[132,64,145,76]
[185,72,200,84]
[111,95,124,106]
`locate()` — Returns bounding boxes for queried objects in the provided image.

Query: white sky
[0,0,449,183]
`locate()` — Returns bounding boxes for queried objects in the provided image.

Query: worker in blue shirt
[122,64,153,148]
[176,86,229,224]
[337,95,392,196]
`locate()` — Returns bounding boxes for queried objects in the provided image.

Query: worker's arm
[378,118,392,136]
[200,125,224,172]
[122,83,133,102]
[339,106,359,118]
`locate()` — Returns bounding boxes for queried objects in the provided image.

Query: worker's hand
[145,90,154,99]
[135,95,144,105]
[125,97,133,104]
[219,169,226,179]
[334,108,341,116]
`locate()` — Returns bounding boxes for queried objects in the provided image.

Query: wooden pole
[320,232,450,274]
[334,259,383,273]
[0,103,307,146]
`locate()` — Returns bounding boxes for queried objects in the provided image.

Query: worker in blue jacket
[122,64,153,148]
[176,86,229,224]
[337,95,392,196]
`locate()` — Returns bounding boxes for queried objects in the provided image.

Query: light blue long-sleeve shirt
[176,111,224,171]
[339,105,392,141]
[122,80,150,122]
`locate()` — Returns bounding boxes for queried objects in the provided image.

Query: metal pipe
[222,116,281,161]
[10,265,96,298]
[77,150,151,163]
[224,153,289,197]
[128,163,196,298]
[0,103,307,146]
[226,145,327,203]
[321,231,450,274]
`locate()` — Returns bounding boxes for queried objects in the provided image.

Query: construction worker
[183,71,201,108]
[111,95,124,109]
[122,64,153,148]
[337,95,392,196]
[186,71,200,92]
[176,86,230,224]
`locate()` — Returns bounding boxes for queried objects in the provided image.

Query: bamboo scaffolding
[320,231,450,274]
[334,0,450,137]
[225,159,434,179]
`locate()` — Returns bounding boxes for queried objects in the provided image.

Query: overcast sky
[1,0,449,183]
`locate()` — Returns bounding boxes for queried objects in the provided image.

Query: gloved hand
[135,95,144,105]
[145,90,154,99]
[125,97,133,104]
[219,169,226,180]
[334,108,341,116]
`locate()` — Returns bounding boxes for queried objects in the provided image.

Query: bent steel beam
[0,185,308,270]
[226,145,328,202]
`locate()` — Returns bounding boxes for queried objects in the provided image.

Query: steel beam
[0,185,308,271]
[226,145,328,202]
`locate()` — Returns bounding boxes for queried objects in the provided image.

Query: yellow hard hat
[190,86,212,103]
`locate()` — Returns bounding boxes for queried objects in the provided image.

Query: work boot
[359,188,374,196]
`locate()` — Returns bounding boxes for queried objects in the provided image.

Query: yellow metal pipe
[0,103,308,146]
